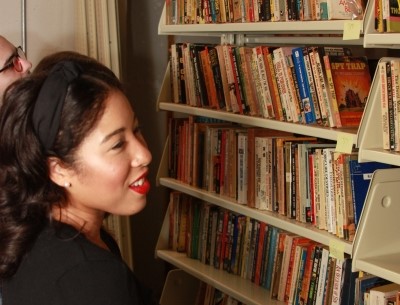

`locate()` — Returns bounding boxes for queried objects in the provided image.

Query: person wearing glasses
[0,35,32,102]
[0,54,157,304]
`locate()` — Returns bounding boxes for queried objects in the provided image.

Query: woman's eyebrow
[101,127,125,144]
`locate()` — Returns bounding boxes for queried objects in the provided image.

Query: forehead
[0,37,15,64]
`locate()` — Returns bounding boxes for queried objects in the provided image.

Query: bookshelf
[156,0,400,304]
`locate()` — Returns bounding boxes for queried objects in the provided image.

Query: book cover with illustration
[328,55,372,127]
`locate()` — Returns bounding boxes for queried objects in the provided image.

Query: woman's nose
[131,137,152,167]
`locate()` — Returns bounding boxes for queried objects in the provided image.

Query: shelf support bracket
[220,33,245,46]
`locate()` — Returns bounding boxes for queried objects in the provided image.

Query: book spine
[386,61,396,150]
[237,131,248,204]
[215,45,232,112]
[273,48,293,122]
[292,47,317,124]
[308,47,329,126]
[379,61,390,150]
[303,47,323,124]
[230,46,248,114]
[391,59,400,151]
[239,47,259,117]
[209,47,227,110]
[313,48,336,127]
[323,55,342,127]
[264,49,284,121]
[252,47,273,118]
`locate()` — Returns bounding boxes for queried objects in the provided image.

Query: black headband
[32,61,82,150]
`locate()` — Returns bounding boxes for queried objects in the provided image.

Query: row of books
[165,0,366,24]
[195,282,246,305]
[375,0,400,33]
[170,43,373,128]
[168,116,394,240]
[379,59,400,152]
[355,275,400,305]
[168,192,359,305]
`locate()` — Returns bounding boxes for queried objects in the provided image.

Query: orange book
[328,55,372,127]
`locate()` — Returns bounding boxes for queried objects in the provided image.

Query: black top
[2,222,158,305]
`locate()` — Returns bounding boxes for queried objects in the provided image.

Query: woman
[0,55,156,305]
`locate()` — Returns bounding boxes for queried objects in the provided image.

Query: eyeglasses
[0,46,26,74]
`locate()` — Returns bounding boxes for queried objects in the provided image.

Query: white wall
[0,1,76,68]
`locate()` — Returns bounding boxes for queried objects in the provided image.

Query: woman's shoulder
[38,221,121,262]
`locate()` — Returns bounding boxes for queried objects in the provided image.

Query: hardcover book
[349,159,392,227]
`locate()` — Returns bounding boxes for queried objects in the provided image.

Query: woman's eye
[112,140,125,150]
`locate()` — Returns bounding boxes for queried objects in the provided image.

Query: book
[252,45,275,118]
[330,258,344,305]
[284,237,311,304]
[386,0,400,32]
[262,46,284,121]
[273,46,296,122]
[292,47,317,124]
[298,242,317,305]
[277,233,296,301]
[302,46,323,124]
[391,59,400,151]
[237,130,248,204]
[314,246,330,305]
[328,55,372,127]
[355,275,390,305]
[307,244,323,305]
[349,159,392,227]
[326,0,364,19]
[370,283,400,305]
[339,258,359,305]
[208,46,227,110]
[378,60,390,150]
[263,226,279,290]
[375,0,384,32]
[386,61,396,150]
[222,44,241,113]
[271,232,287,300]
[238,46,260,116]
[215,45,233,112]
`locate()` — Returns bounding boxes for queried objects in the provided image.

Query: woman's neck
[51,206,109,251]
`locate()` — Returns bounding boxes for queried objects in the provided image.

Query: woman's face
[65,90,152,217]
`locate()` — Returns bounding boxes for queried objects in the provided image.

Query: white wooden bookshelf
[155,0,400,303]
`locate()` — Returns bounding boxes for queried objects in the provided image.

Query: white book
[390,59,400,151]
[323,148,336,234]
[379,61,390,150]
[370,283,400,305]
[315,247,330,305]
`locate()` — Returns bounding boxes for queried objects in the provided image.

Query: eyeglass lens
[0,47,26,73]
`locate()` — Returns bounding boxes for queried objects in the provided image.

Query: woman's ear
[48,157,70,188]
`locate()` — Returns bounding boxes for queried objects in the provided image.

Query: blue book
[291,47,317,124]
[349,160,392,227]
[263,226,279,289]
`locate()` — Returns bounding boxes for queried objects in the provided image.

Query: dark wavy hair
[0,54,123,278]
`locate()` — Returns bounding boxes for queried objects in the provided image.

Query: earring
[64,182,71,188]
